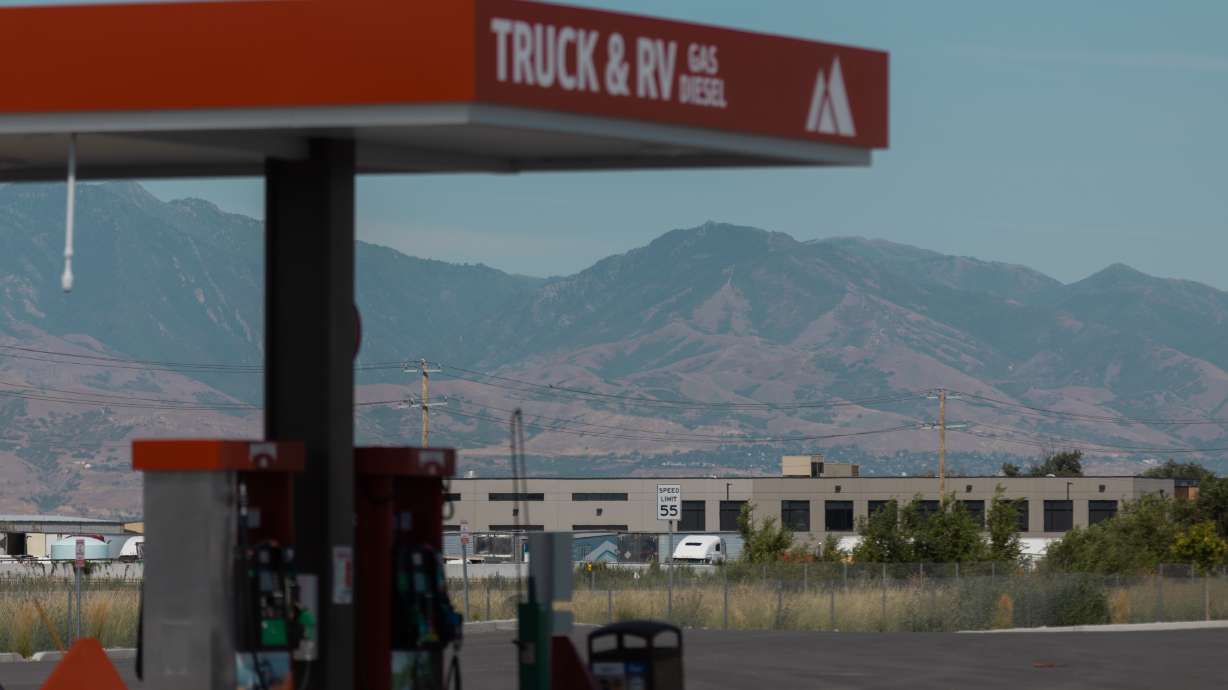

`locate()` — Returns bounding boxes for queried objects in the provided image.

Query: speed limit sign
[656,484,680,521]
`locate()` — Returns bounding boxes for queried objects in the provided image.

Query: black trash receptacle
[588,620,683,690]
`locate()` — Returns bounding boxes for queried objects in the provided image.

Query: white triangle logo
[805,56,856,138]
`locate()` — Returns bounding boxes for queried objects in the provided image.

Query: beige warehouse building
[445,458,1179,542]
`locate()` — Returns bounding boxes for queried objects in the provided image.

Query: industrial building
[0,514,132,559]
[445,457,1178,542]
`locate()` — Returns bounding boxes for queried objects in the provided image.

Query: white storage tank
[49,536,109,561]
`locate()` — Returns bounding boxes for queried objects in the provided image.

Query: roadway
[463,627,1228,689]
[3,628,1224,689]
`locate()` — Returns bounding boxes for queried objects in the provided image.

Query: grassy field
[0,578,138,657]
[1,573,1225,655]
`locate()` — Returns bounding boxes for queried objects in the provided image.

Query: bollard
[608,588,613,624]
[803,563,808,592]
[842,561,848,590]
[486,585,492,621]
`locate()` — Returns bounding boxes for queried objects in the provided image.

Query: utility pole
[938,388,946,496]
[924,389,964,496]
[405,359,444,446]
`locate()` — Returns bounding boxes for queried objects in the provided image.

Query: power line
[954,422,1228,455]
[441,364,928,411]
[949,389,1228,426]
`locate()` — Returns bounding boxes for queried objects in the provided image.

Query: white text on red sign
[490,17,728,109]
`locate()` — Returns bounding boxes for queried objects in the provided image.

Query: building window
[443,525,460,532]
[781,500,811,532]
[914,500,941,523]
[1044,500,1073,532]
[868,500,896,518]
[572,492,628,501]
[719,500,746,531]
[572,524,628,532]
[488,524,544,532]
[444,493,461,502]
[1016,500,1030,532]
[1089,500,1118,525]
[825,501,854,532]
[679,500,706,532]
[488,493,544,502]
[961,500,985,527]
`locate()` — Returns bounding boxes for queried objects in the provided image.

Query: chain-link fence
[449,563,1228,632]
[0,576,139,656]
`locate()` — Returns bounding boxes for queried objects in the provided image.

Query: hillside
[2,184,1227,515]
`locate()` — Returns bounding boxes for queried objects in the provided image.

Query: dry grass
[2,573,1223,655]
[453,574,1228,632]
[0,579,138,657]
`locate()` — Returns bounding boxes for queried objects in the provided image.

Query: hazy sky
[10,1,1228,287]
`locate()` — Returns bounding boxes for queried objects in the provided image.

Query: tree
[736,502,794,563]
[1196,477,1228,540]
[986,488,1024,564]
[1027,450,1083,477]
[852,500,912,563]
[1142,460,1216,482]
[904,496,988,563]
[1044,494,1183,574]
[1001,462,1021,478]
[1169,521,1228,575]
[852,496,988,563]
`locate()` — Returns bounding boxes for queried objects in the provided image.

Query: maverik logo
[804,56,856,138]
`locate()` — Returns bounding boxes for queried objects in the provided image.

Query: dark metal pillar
[265,139,355,688]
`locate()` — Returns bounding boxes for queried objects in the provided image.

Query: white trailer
[671,535,727,564]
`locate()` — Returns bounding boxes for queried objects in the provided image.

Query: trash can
[588,620,683,690]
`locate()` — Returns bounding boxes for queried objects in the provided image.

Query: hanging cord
[61,134,77,293]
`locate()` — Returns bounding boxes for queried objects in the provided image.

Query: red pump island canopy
[0,1,888,686]
[0,0,887,178]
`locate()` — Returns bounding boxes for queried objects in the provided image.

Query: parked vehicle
[670,535,726,564]
[119,535,145,562]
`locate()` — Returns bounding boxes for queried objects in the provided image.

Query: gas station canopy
[0,0,888,179]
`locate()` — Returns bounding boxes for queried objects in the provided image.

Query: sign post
[657,484,680,620]
[460,520,471,620]
[74,537,84,641]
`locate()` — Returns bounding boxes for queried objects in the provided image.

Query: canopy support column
[265,139,356,688]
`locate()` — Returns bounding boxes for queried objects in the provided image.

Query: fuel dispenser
[134,440,312,690]
[355,446,463,690]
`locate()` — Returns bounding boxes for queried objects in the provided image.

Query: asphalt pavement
[4,628,1225,689]
[461,627,1228,690]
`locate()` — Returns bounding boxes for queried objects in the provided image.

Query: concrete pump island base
[0,1,888,688]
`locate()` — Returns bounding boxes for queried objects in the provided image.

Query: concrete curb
[29,651,63,662]
[960,620,1228,634]
[463,620,599,635]
[464,619,520,634]
[16,647,137,662]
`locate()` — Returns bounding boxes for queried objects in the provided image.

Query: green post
[517,601,552,690]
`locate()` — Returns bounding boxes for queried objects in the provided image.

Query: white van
[671,535,726,564]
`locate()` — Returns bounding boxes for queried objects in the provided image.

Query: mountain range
[1,181,1226,517]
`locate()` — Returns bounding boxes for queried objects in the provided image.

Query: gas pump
[134,440,312,690]
[355,446,463,690]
